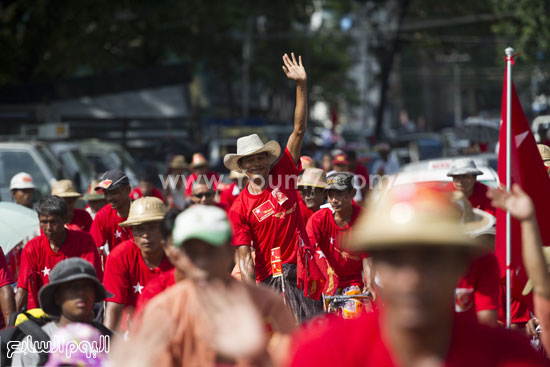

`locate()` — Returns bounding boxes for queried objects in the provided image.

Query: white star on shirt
[316,250,326,259]
[41,267,50,277]
[133,282,144,294]
[330,237,334,245]
[115,230,122,239]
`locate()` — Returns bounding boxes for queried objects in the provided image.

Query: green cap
[172,205,232,247]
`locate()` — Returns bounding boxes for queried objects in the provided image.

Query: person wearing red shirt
[103,197,173,332]
[90,170,133,254]
[51,179,93,232]
[227,52,322,321]
[219,171,248,210]
[446,158,496,215]
[129,168,165,203]
[289,183,546,366]
[184,153,220,196]
[15,196,102,312]
[297,168,327,224]
[0,248,15,328]
[306,172,363,294]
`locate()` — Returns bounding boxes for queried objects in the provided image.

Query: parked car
[0,142,69,202]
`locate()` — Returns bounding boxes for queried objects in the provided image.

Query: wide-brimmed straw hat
[446,158,483,177]
[451,191,495,236]
[83,180,105,201]
[538,144,550,167]
[51,180,82,198]
[169,155,188,170]
[298,168,327,189]
[223,134,281,172]
[119,197,166,227]
[349,183,477,252]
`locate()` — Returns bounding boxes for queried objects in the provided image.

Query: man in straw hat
[103,197,173,332]
[226,52,323,320]
[289,183,545,366]
[446,158,495,215]
[16,196,102,312]
[12,258,112,367]
[90,170,134,254]
[51,179,93,232]
[185,152,220,196]
[297,167,327,222]
[83,179,108,219]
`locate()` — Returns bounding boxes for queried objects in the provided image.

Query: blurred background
[0,0,549,200]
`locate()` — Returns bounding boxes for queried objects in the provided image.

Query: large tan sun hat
[298,168,327,189]
[451,191,495,237]
[522,247,550,296]
[537,144,550,167]
[169,155,188,170]
[349,183,477,252]
[51,180,82,198]
[223,134,281,172]
[119,197,166,227]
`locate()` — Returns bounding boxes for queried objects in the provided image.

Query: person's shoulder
[108,239,136,258]
[25,235,46,249]
[309,208,330,224]
[94,204,113,219]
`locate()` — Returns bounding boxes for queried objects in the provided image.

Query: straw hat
[298,168,327,189]
[83,180,105,201]
[223,134,281,172]
[119,197,166,227]
[349,183,477,252]
[446,158,483,177]
[51,180,82,198]
[537,144,550,167]
[522,247,550,295]
[451,191,495,237]
[190,153,209,169]
[169,155,188,170]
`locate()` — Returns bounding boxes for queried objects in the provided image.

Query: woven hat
[298,168,327,189]
[119,197,166,227]
[451,191,495,236]
[172,205,232,247]
[83,180,105,201]
[522,247,550,296]
[537,144,550,166]
[10,172,35,190]
[446,158,483,177]
[223,134,281,172]
[349,183,477,252]
[38,258,112,316]
[51,180,82,198]
[169,155,188,169]
[190,153,209,169]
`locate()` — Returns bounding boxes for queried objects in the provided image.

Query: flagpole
[505,46,514,329]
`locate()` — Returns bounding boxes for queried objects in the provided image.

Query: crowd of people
[1,52,550,366]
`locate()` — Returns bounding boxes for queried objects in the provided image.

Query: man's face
[194,166,208,175]
[192,184,216,205]
[138,181,154,197]
[104,185,131,210]
[239,152,270,180]
[333,164,348,173]
[39,214,66,241]
[12,188,34,208]
[298,186,326,211]
[62,197,77,222]
[178,239,233,280]
[88,199,108,214]
[373,247,467,330]
[321,155,332,172]
[452,174,476,195]
[327,189,354,212]
[55,279,96,322]
[132,221,164,256]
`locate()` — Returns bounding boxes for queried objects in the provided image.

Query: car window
[36,145,67,180]
[0,150,50,200]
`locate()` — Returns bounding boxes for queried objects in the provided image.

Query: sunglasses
[193,191,215,199]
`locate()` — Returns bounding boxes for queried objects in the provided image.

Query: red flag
[495,67,550,296]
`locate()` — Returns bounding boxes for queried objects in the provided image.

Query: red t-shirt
[306,205,364,289]
[446,181,495,216]
[298,197,314,225]
[354,162,370,189]
[220,182,240,210]
[229,148,305,282]
[17,230,103,310]
[90,205,133,252]
[135,268,176,313]
[0,248,14,329]
[103,239,173,309]
[129,187,166,203]
[290,311,548,366]
[455,251,500,319]
[70,208,93,232]
[184,171,220,196]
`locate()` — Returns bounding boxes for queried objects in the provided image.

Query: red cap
[332,154,349,166]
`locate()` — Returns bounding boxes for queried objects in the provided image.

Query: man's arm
[0,285,15,325]
[283,52,307,165]
[237,245,256,283]
[104,301,124,331]
[477,310,498,327]
[15,288,27,312]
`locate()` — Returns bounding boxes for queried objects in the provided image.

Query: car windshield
[0,150,50,201]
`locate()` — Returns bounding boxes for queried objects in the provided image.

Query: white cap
[10,172,35,190]
[172,205,232,247]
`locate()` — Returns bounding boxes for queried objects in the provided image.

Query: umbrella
[0,202,39,254]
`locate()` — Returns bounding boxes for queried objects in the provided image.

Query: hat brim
[38,274,113,316]
[447,169,483,177]
[464,209,495,236]
[297,183,327,189]
[11,184,35,190]
[119,216,165,227]
[223,140,281,172]
[83,194,105,201]
[53,192,82,198]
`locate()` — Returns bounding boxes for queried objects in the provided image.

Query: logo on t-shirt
[253,200,276,222]
[271,188,288,205]
[455,287,474,312]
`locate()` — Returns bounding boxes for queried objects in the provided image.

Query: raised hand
[487,184,535,221]
[282,52,306,84]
